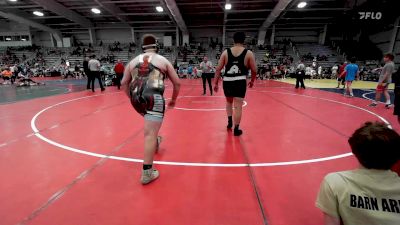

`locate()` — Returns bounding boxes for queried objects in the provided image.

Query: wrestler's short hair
[233,32,246,44]
[384,53,394,61]
[142,34,157,47]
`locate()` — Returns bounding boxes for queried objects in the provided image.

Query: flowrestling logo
[359,12,382,20]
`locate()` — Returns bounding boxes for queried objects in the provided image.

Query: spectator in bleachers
[316,121,400,225]
[10,64,18,84]
[114,60,124,90]
[1,68,12,84]
[331,64,339,78]
[187,65,194,79]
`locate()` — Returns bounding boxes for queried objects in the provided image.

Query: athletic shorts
[337,77,345,85]
[376,83,389,92]
[223,79,247,98]
[130,83,165,122]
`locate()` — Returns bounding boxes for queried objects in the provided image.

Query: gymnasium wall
[369,29,392,54]
[189,28,222,44]
[0,21,32,47]
[369,27,400,65]
[275,30,319,43]
[31,31,53,47]
[96,29,132,44]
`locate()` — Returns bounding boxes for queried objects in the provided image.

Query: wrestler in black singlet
[129,54,166,121]
[223,48,248,98]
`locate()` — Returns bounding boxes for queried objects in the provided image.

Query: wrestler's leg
[143,118,162,165]
[226,97,233,129]
[233,97,244,136]
[141,116,162,185]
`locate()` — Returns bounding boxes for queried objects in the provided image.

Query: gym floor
[1,78,399,225]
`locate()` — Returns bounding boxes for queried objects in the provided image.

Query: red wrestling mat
[0,79,399,225]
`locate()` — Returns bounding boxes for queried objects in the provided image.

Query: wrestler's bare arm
[247,51,257,85]
[121,61,134,97]
[214,50,227,87]
[166,61,181,106]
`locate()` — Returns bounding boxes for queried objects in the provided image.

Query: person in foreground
[214,32,257,136]
[316,122,400,225]
[121,34,181,185]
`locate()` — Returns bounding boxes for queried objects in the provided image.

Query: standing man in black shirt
[296,60,306,89]
[214,32,257,136]
[83,57,91,89]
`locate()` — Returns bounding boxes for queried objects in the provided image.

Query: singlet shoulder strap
[239,49,248,59]
[228,48,248,59]
[226,48,233,59]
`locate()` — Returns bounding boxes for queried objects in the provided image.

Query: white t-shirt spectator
[332,65,338,75]
[88,59,101,72]
[200,61,213,73]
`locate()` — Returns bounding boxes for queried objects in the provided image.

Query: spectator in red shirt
[114,59,125,90]
[337,61,347,89]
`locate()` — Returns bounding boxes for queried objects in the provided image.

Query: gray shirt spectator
[379,61,395,83]
[88,59,101,72]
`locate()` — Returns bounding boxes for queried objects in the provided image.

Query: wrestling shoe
[141,168,159,185]
[385,104,393,109]
[368,102,378,107]
[234,128,243,136]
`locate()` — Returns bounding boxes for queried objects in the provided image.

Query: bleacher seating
[295,44,342,67]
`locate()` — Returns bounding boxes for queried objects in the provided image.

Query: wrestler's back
[129,53,170,93]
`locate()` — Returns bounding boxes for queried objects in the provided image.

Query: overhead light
[8,0,18,2]
[225,3,232,10]
[21,38,26,41]
[297,1,307,8]
[5,37,11,41]
[156,6,163,12]
[33,11,44,17]
[91,8,101,14]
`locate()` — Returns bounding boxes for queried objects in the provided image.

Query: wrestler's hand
[214,84,219,93]
[248,81,254,88]
[168,99,176,108]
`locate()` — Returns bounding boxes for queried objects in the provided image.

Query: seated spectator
[187,65,194,79]
[1,68,13,83]
[316,122,400,225]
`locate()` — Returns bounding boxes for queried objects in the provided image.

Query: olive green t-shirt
[316,169,400,225]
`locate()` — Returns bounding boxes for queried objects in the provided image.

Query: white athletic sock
[386,100,391,105]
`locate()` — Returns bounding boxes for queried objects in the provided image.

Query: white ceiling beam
[0,8,62,42]
[30,0,93,27]
[161,0,188,34]
[93,0,130,25]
